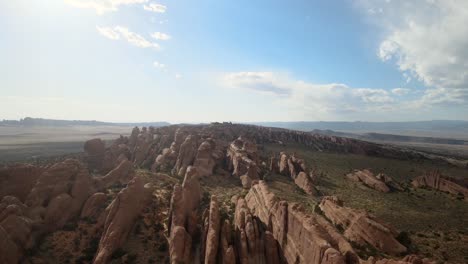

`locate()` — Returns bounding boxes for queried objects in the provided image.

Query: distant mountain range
[0,117,170,127]
[251,120,468,132]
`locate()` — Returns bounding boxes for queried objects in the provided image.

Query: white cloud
[65,0,148,15]
[96,26,120,40]
[392,88,410,96]
[222,71,400,117]
[143,3,166,13]
[96,26,160,49]
[175,73,182,79]
[357,0,468,105]
[153,61,166,69]
[151,32,171,40]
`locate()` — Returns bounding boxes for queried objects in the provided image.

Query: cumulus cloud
[222,71,401,117]
[65,0,148,15]
[151,32,171,40]
[175,73,182,79]
[96,26,160,49]
[357,0,468,105]
[143,3,166,13]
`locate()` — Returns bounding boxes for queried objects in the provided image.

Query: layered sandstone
[346,169,391,193]
[412,170,468,200]
[94,176,152,264]
[276,152,316,195]
[168,166,201,264]
[245,181,359,264]
[319,196,406,255]
[226,137,259,188]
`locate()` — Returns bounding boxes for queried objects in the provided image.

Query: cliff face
[245,181,359,264]
[319,196,407,255]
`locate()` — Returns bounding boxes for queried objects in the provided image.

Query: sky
[0,0,467,123]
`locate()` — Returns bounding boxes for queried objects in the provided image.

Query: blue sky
[1,0,467,123]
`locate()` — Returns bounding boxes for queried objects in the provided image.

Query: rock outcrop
[173,135,199,177]
[412,170,468,200]
[94,176,152,264]
[319,196,407,255]
[245,181,359,264]
[95,159,134,190]
[168,166,201,264]
[226,137,259,188]
[346,169,391,193]
[194,138,218,177]
[80,192,107,220]
[275,152,316,195]
[25,159,95,231]
[0,164,44,202]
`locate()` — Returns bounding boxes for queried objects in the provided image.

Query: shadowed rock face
[319,196,407,255]
[94,176,151,264]
[0,164,44,202]
[0,159,96,262]
[346,169,390,193]
[84,138,106,172]
[95,159,134,190]
[412,170,468,201]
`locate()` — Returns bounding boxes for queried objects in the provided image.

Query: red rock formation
[194,138,217,177]
[25,159,95,231]
[168,166,201,264]
[84,138,106,172]
[412,170,468,200]
[234,196,281,264]
[0,164,44,202]
[80,192,107,220]
[295,171,316,195]
[319,196,406,255]
[226,137,259,188]
[94,176,151,264]
[0,196,35,263]
[174,135,199,177]
[203,196,220,264]
[245,181,359,264]
[346,169,391,193]
[275,152,316,195]
[95,159,134,190]
[269,156,278,173]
